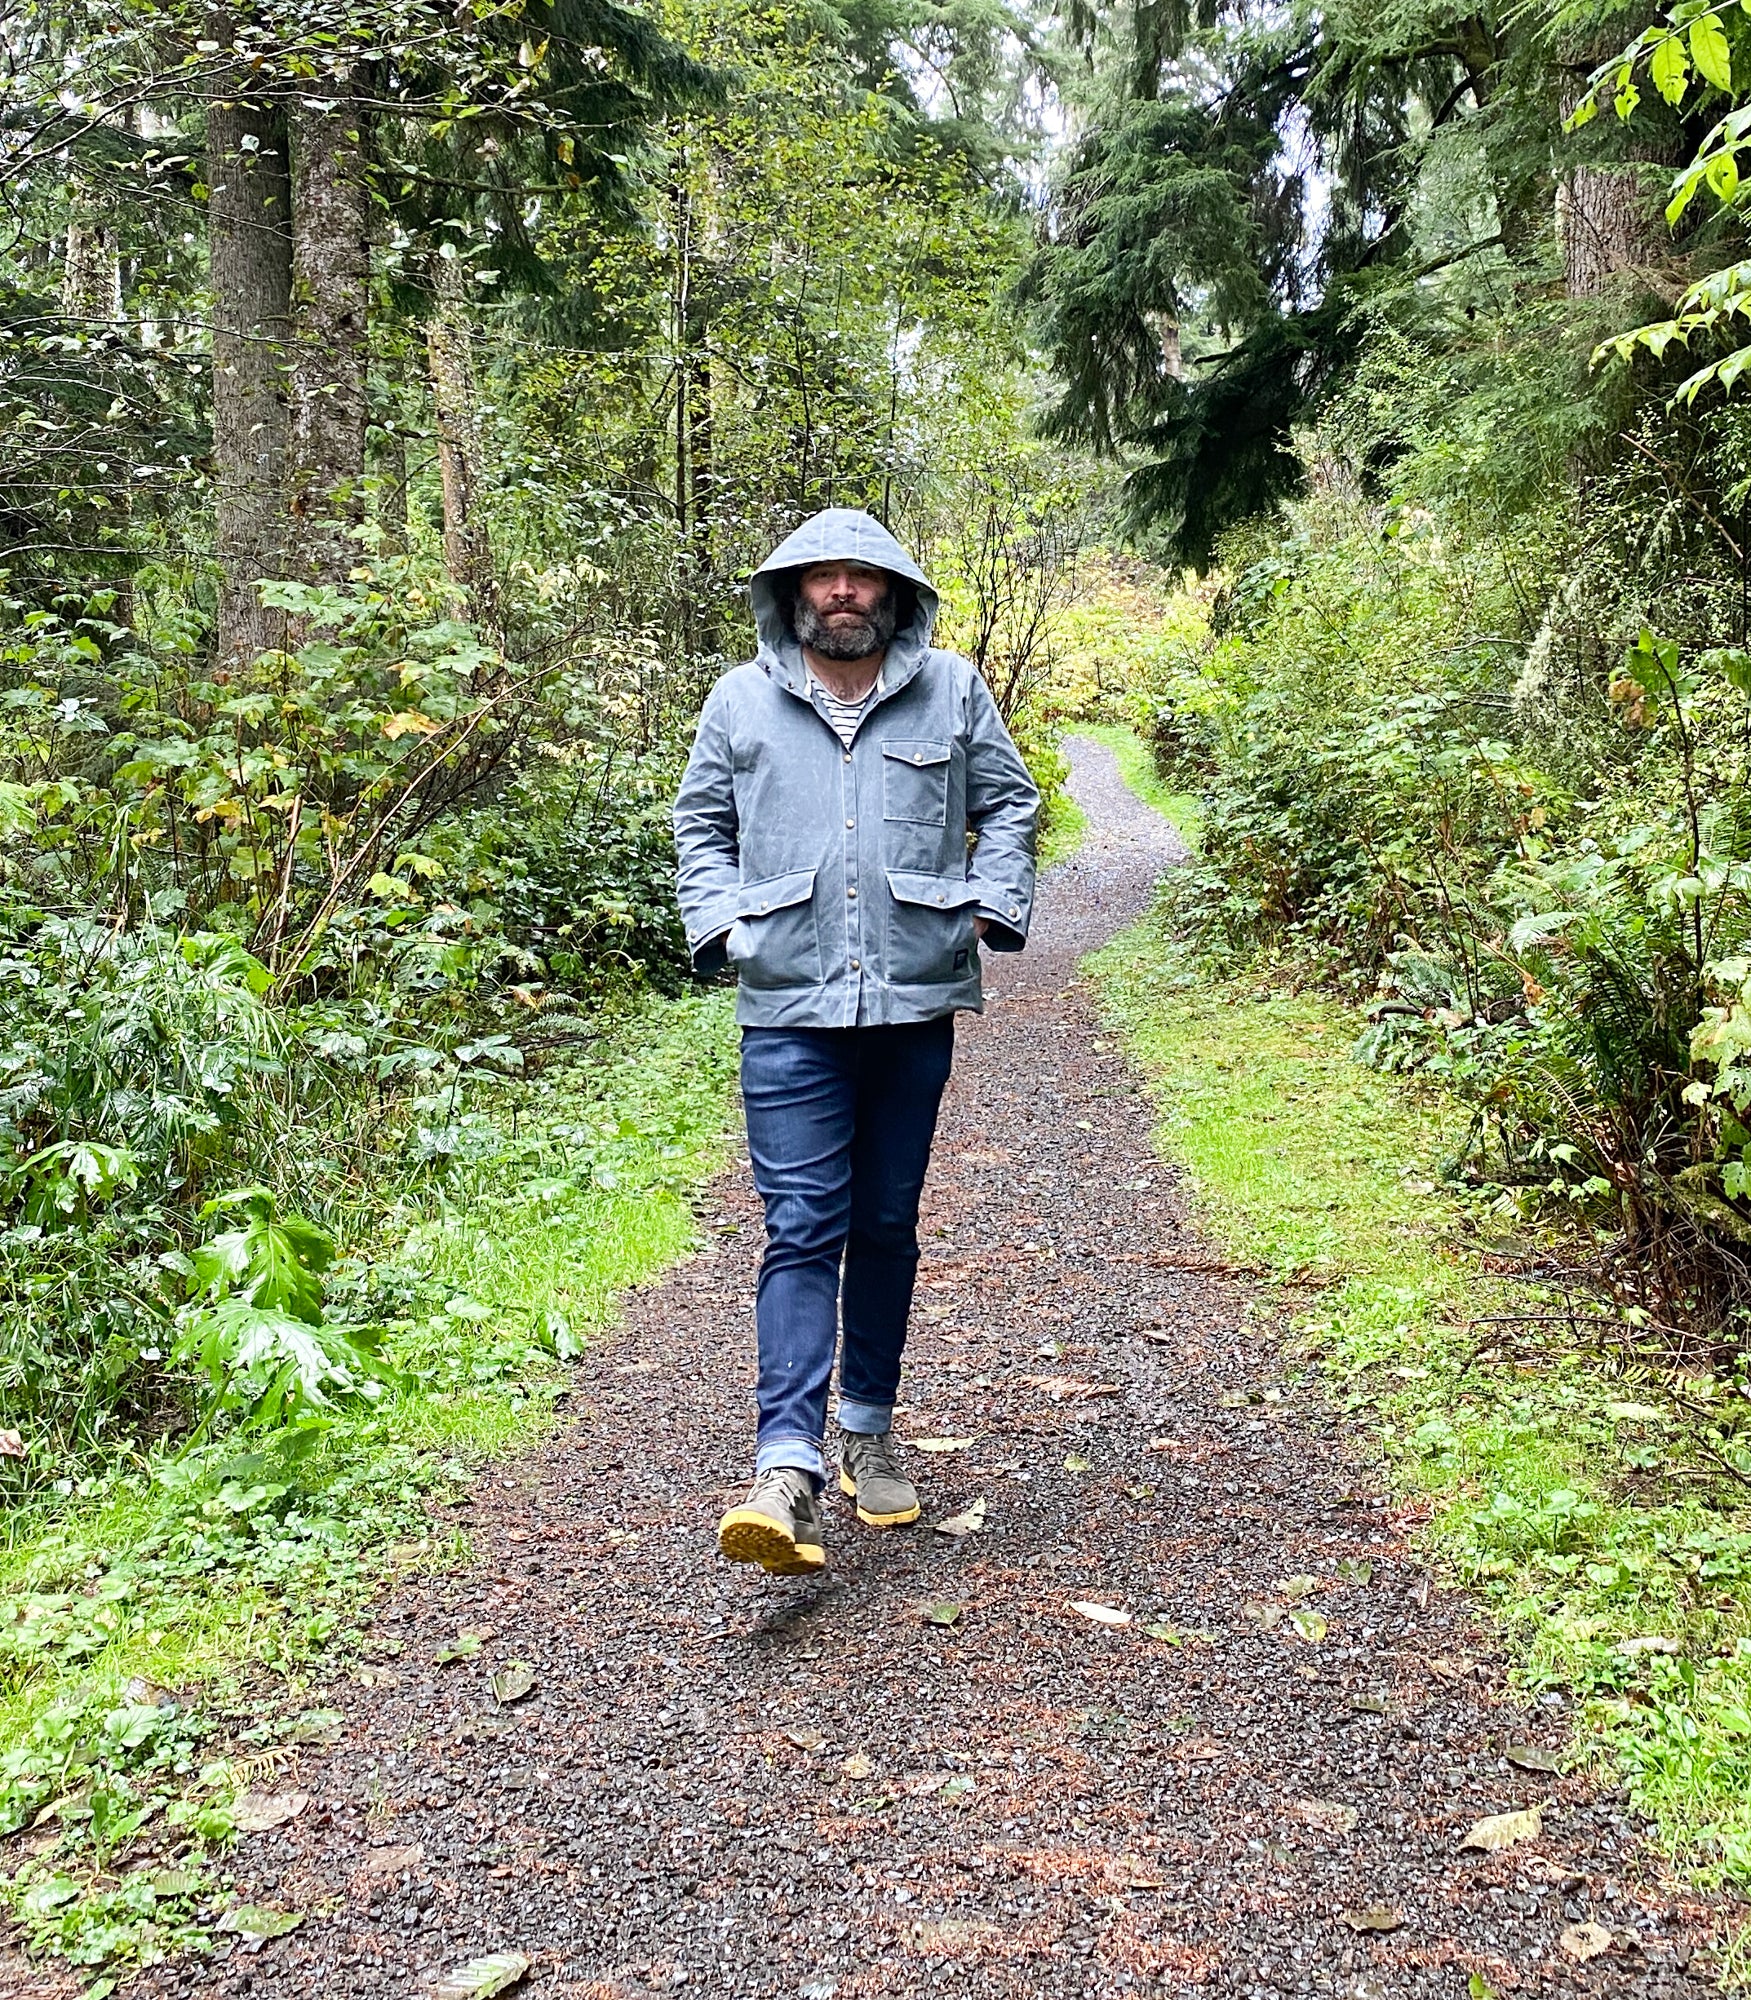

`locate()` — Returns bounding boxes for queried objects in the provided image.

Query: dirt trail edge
[138,736,1707,2000]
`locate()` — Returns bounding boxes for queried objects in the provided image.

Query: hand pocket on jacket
[726,868,821,988]
[885,870,980,985]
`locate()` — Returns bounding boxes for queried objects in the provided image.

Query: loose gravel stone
[95,737,1714,1997]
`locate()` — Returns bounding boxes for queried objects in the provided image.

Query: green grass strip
[1,987,739,1970]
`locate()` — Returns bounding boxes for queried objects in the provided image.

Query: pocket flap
[737,868,816,918]
[887,870,982,910]
[880,738,951,768]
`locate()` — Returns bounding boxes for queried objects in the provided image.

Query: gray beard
[795,590,898,660]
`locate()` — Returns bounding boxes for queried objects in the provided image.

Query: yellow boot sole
[839,1470,922,1528]
[718,1505,826,1575]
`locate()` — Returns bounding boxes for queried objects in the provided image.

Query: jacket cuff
[690,930,731,978]
[978,917,1026,953]
[975,886,1030,951]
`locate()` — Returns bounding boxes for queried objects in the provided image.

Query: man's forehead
[798,559,889,581]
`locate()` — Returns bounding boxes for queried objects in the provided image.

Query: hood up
[749,508,938,661]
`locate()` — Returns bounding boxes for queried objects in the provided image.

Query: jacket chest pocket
[881,739,951,825]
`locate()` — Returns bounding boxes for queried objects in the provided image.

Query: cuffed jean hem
[755,1436,826,1484]
[836,1397,895,1436]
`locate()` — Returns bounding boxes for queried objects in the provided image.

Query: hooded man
[673,508,1040,1574]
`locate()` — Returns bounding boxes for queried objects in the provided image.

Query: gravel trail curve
[133,736,1708,2000]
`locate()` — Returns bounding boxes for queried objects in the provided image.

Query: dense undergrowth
[0,988,737,1976]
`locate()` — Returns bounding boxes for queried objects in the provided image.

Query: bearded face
[794,563,900,660]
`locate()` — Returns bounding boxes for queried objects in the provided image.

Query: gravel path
[129,737,1708,1999]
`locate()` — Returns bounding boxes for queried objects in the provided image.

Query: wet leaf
[1559,1921,1612,1962]
[1288,1608,1328,1643]
[1336,1558,1373,1583]
[1469,1975,1500,2000]
[841,1751,874,1780]
[1460,1805,1541,1851]
[491,1662,536,1705]
[934,1497,987,1538]
[1243,1599,1283,1631]
[1617,1634,1679,1656]
[1063,1453,1092,1473]
[231,1790,309,1834]
[942,1774,975,1800]
[360,1843,424,1878]
[1279,1575,1317,1601]
[912,1438,973,1454]
[1069,1600,1131,1627]
[431,1952,534,2000]
[1338,1905,1402,1933]
[784,1725,826,1751]
[217,1904,304,1940]
[923,1601,962,1627]
[1504,1742,1560,1773]
[1348,1692,1388,1714]
[435,1633,483,1665]
[1289,1799,1357,1835]
[0,1429,24,1458]
[1123,1483,1155,1499]
[1142,1622,1182,1643]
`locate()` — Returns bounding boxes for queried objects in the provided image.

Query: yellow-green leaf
[1652,33,1690,106]
[1692,12,1734,91]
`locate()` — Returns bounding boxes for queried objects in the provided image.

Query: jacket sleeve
[672,684,741,976]
[963,669,1040,952]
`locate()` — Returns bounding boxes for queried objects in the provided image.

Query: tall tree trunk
[375,346,411,557]
[1560,162,1666,297]
[426,251,499,636]
[207,77,293,664]
[287,86,371,590]
[62,176,120,329]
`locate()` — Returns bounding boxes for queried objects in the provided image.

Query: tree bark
[207,77,293,664]
[62,175,120,329]
[426,250,499,636]
[287,86,372,590]
[1560,162,1667,297]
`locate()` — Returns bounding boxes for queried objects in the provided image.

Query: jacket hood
[749,508,938,659]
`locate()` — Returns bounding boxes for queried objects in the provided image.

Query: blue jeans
[740,1018,956,1480]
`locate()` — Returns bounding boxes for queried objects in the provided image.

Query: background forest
[19,0,1751,1958]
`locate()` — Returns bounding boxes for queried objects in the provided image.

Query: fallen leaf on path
[1348,1692,1388,1715]
[1142,1622,1182,1643]
[435,1634,484,1665]
[942,1774,975,1801]
[935,1497,987,1538]
[1123,1483,1155,1500]
[912,1438,974,1455]
[1063,1454,1092,1473]
[784,1725,827,1752]
[1288,1609,1328,1643]
[1290,1799,1358,1835]
[841,1751,874,1780]
[1278,1575,1318,1601]
[1338,1905,1402,1933]
[430,1952,533,2000]
[0,1429,23,1458]
[231,1791,309,1834]
[1559,1922,1612,1962]
[356,1665,400,1689]
[1460,1805,1541,1851]
[1504,1743,1560,1773]
[1023,1376,1121,1402]
[361,1843,424,1878]
[217,1905,303,1940]
[1427,1655,1474,1679]
[923,1602,962,1627]
[491,1663,536,1705]
[1469,1975,1500,2000]
[1243,1600,1284,1632]
[1336,1558,1373,1583]
[1069,1600,1131,1627]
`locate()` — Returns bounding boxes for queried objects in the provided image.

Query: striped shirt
[809,668,883,748]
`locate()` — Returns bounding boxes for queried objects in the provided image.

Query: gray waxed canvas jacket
[673,509,1040,1029]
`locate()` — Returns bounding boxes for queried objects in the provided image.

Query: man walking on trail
[673,509,1039,1575]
